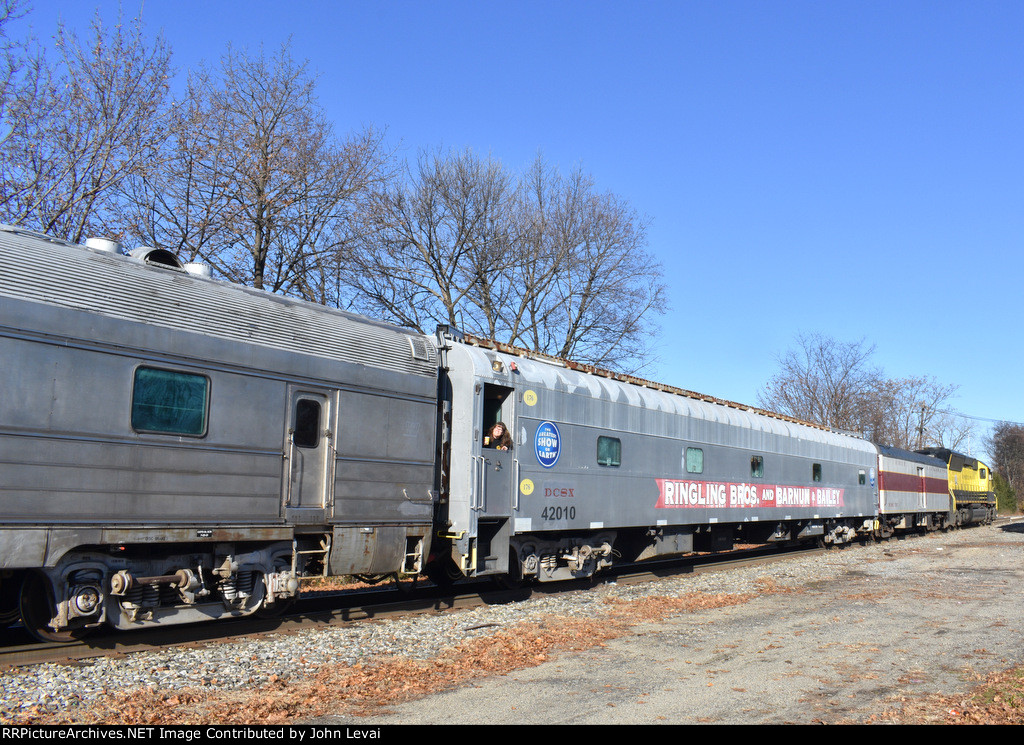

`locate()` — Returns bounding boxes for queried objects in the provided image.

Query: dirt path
[317,522,1024,724]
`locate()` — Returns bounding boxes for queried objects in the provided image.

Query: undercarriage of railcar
[432,503,997,592]
[2,538,321,642]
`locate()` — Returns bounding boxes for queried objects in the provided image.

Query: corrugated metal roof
[878,444,947,467]
[455,332,876,453]
[0,226,438,378]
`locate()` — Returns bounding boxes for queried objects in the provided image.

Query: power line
[938,409,1024,427]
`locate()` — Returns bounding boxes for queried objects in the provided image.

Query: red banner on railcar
[655,479,845,509]
[877,470,948,496]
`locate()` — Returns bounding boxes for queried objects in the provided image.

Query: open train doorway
[482,383,514,450]
[475,382,515,575]
[477,385,515,507]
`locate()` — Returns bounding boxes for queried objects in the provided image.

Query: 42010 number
[540,505,576,521]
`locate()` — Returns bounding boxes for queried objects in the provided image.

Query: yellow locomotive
[917,448,997,526]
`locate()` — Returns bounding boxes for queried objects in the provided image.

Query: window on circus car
[597,436,621,467]
[293,399,322,449]
[131,367,209,436]
[686,447,704,474]
[812,463,822,482]
[750,455,764,478]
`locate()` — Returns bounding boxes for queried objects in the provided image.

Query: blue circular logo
[534,421,561,469]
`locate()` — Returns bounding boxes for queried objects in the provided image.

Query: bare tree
[858,375,968,450]
[987,422,1024,495]
[540,176,662,367]
[121,42,394,295]
[0,0,34,116]
[500,157,664,369]
[117,67,237,262]
[340,148,515,331]
[926,409,976,452]
[759,333,970,448]
[341,150,665,372]
[0,8,171,243]
[759,333,881,431]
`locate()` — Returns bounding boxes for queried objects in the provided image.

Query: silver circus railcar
[0,226,438,640]
[433,330,880,584]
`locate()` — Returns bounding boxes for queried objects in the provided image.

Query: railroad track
[0,541,833,669]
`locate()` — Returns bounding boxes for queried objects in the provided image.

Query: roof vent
[85,237,122,254]
[129,246,185,270]
[409,337,431,361]
[184,262,212,279]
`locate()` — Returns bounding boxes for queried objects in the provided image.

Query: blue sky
[25,0,1024,457]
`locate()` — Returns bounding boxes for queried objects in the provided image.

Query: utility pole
[917,403,926,450]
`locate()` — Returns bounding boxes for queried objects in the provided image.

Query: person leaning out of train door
[484,422,513,450]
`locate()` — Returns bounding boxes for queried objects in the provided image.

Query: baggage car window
[597,436,621,467]
[686,447,704,474]
[859,470,866,485]
[293,399,321,449]
[750,455,763,478]
[812,463,822,482]
[131,367,209,436]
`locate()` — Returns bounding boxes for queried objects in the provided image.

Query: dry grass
[875,667,1024,725]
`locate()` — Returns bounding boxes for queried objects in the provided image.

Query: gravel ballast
[3,520,1023,724]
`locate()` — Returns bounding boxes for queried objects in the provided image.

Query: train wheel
[493,550,525,590]
[0,574,21,627]
[252,566,295,619]
[493,572,524,590]
[392,573,419,594]
[19,572,78,643]
[254,580,297,619]
[424,557,462,589]
[255,596,294,619]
